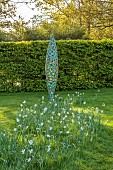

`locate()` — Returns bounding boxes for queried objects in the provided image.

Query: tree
[0,0,16,28]
[31,0,113,39]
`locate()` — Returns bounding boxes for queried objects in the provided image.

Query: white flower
[62,108,65,112]
[81,127,84,131]
[27,158,31,162]
[101,110,104,114]
[44,107,47,113]
[19,114,21,117]
[63,117,65,120]
[66,131,70,134]
[26,126,29,129]
[83,101,86,105]
[34,104,37,107]
[47,120,51,123]
[69,108,72,111]
[89,116,92,120]
[29,149,33,154]
[49,127,52,131]
[20,104,23,107]
[16,118,20,122]
[42,96,44,100]
[72,119,74,123]
[47,134,50,138]
[51,116,53,119]
[67,112,69,115]
[64,126,66,129]
[95,107,99,113]
[52,111,55,115]
[28,140,33,145]
[78,121,80,125]
[14,128,17,132]
[21,149,25,154]
[18,124,22,128]
[55,103,57,106]
[47,145,51,152]
[102,103,105,107]
[23,100,26,104]
[86,132,88,136]
[26,108,29,111]
[58,113,60,116]
[40,122,44,126]
[60,121,62,123]
[60,131,63,134]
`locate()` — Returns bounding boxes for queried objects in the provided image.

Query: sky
[13,0,38,21]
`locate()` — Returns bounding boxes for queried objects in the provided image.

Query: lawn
[0,88,113,170]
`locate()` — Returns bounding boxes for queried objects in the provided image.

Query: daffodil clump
[0,92,103,170]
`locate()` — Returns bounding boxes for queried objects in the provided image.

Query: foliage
[0,40,113,92]
[31,0,113,39]
[0,93,102,169]
[0,23,86,42]
[0,0,16,28]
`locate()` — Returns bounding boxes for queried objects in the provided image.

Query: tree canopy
[1,0,113,41]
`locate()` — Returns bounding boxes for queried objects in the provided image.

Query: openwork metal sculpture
[45,35,58,100]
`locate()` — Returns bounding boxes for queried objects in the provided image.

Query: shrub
[0,40,113,92]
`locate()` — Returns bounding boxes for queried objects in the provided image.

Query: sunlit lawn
[0,88,113,170]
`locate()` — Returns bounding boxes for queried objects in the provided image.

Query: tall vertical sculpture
[45,35,58,100]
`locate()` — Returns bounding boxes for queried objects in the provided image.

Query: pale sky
[13,0,38,21]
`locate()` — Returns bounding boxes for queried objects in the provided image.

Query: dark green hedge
[0,40,113,92]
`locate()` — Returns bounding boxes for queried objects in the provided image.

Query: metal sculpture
[45,35,58,100]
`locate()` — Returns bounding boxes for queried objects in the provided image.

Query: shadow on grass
[52,124,113,170]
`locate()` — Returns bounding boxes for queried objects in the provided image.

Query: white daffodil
[28,140,33,145]
[47,134,50,138]
[34,104,37,107]
[16,118,20,123]
[44,107,47,113]
[14,128,17,132]
[42,96,44,100]
[47,145,51,152]
[49,127,52,131]
[21,149,25,154]
[20,104,23,107]
[58,113,60,116]
[40,122,44,126]
[66,131,70,134]
[27,158,31,162]
[29,149,33,154]
[102,103,105,107]
[23,100,26,104]
[72,119,74,123]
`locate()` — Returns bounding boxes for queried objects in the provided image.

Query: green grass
[0,88,113,170]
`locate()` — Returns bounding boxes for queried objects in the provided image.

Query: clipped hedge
[0,40,113,92]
